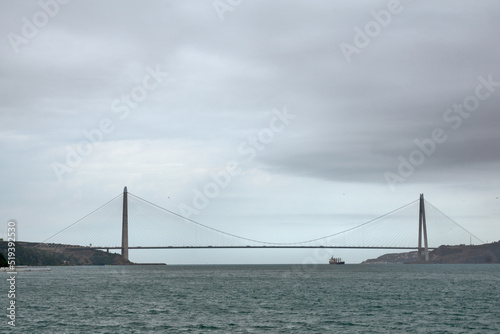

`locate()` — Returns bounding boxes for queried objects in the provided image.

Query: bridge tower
[418,193,429,261]
[122,186,129,261]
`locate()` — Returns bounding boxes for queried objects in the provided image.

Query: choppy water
[2,264,500,333]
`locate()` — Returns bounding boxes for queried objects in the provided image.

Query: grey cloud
[1,0,499,263]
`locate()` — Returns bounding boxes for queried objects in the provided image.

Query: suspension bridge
[40,187,484,262]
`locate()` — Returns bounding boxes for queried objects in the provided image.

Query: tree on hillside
[0,253,8,267]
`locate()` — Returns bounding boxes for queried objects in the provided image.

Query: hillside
[362,241,500,264]
[0,241,132,266]
[426,242,500,264]
[362,251,420,264]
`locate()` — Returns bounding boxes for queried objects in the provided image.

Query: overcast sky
[1,0,499,264]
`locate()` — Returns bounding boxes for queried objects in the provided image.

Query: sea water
[2,264,500,333]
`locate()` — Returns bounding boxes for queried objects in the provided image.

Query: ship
[329,256,345,265]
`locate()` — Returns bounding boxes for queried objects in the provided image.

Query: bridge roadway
[62,246,436,250]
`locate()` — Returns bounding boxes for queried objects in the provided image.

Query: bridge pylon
[418,193,429,261]
[122,186,129,261]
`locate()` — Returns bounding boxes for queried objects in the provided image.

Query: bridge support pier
[418,193,429,262]
[122,186,129,261]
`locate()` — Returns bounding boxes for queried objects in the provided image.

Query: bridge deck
[62,246,435,250]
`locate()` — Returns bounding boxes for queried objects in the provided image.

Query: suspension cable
[424,199,484,244]
[39,193,123,246]
[128,192,419,246]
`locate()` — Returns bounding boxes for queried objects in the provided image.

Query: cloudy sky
[1,0,499,264]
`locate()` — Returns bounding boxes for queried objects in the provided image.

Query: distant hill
[362,241,500,264]
[0,241,132,266]
[362,251,420,264]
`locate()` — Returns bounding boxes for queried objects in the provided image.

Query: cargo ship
[329,256,345,265]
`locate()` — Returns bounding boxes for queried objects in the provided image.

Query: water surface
[3,264,500,333]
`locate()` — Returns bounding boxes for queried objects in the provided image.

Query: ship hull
[329,256,345,264]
